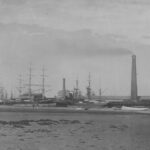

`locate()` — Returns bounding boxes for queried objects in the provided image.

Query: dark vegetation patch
[79,139,86,144]
[89,145,95,147]
[25,129,51,133]
[1,133,6,136]
[110,125,118,129]
[0,120,32,128]
[92,134,102,140]
[17,134,24,137]
[0,119,81,128]
[36,119,81,126]
[70,120,80,124]
[19,138,25,141]
[110,124,128,131]
[59,119,71,124]
[85,121,94,125]
[36,119,59,126]
[58,119,81,124]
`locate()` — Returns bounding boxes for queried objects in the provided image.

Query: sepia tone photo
[0,0,150,150]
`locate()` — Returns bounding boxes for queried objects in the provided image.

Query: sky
[0,0,150,97]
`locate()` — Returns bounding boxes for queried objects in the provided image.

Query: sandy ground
[0,112,150,150]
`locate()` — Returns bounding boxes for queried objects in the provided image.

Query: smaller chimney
[62,78,66,99]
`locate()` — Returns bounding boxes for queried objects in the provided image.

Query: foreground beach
[0,110,150,150]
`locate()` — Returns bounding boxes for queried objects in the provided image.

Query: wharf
[0,105,149,115]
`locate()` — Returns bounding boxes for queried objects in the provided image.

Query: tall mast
[41,67,50,100]
[41,66,46,100]
[0,87,4,100]
[76,78,79,91]
[99,75,102,97]
[88,73,91,89]
[28,63,32,100]
[18,74,23,97]
[87,72,91,100]
[10,89,13,100]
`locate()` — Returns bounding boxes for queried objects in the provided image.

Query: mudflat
[0,112,149,150]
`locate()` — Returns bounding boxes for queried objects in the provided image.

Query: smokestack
[131,55,138,101]
[62,78,66,99]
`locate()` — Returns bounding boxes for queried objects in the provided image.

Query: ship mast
[18,74,24,97]
[10,89,13,100]
[41,66,46,100]
[99,75,102,98]
[28,63,32,100]
[87,73,91,100]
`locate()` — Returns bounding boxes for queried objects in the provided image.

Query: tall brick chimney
[131,55,138,101]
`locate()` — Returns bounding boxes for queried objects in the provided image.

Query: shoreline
[0,106,149,115]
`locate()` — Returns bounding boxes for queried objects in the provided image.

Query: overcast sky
[0,0,150,97]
